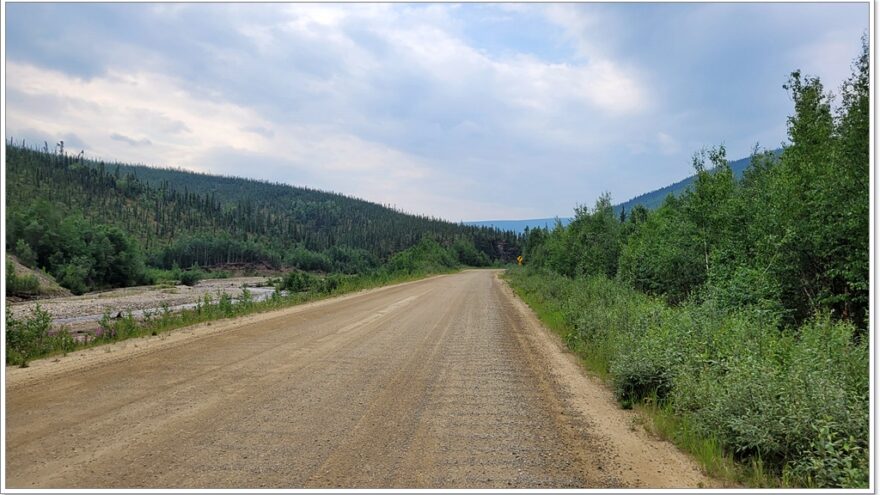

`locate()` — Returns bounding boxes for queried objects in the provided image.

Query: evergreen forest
[5,142,520,294]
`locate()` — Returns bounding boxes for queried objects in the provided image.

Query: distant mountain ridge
[464,218,572,233]
[466,151,781,233]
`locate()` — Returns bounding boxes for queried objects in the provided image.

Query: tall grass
[505,266,868,488]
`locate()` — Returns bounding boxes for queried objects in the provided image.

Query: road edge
[494,271,722,488]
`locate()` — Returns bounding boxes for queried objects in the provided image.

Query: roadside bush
[678,316,868,477]
[611,325,676,407]
[703,265,787,326]
[6,304,52,366]
[320,274,341,293]
[98,310,139,341]
[506,267,869,487]
[785,417,869,488]
[218,291,234,317]
[279,271,315,292]
[239,287,253,308]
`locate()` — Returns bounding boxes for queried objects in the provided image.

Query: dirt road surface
[5,270,713,489]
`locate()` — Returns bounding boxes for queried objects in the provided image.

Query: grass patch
[633,400,743,483]
[504,273,610,381]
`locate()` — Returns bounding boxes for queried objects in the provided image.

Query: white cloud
[6,62,268,166]
[536,5,649,115]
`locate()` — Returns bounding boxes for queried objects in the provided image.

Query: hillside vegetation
[510,41,868,487]
[5,144,519,294]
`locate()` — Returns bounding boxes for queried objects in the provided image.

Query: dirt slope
[5,255,71,298]
[5,270,715,489]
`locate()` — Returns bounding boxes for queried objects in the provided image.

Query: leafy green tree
[569,192,621,278]
[452,238,490,266]
[617,195,705,304]
[543,220,577,277]
[387,237,459,274]
[14,239,37,267]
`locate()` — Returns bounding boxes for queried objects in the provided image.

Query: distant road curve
[5,270,713,488]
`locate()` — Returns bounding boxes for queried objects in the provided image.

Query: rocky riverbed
[7,277,277,334]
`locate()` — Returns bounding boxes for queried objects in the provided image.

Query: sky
[4,3,869,221]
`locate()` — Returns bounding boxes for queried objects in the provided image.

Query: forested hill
[5,143,519,285]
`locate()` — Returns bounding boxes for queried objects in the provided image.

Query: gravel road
[5,270,713,489]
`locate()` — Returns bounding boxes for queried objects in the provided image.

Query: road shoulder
[495,272,719,488]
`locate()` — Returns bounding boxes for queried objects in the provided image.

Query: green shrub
[179,268,203,286]
[703,265,787,325]
[279,271,314,292]
[6,304,52,366]
[321,274,341,293]
[14,239,37,267]
[239,287,253,308]
[98,310,139,341]
[785,417,869,488]
[218,291,234,316]
[387,237,459,274]
[285,246,333,272]
[52,328,77,355]
[57,260,90,295]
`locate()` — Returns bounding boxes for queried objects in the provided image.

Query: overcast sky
[5,3,869,221]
